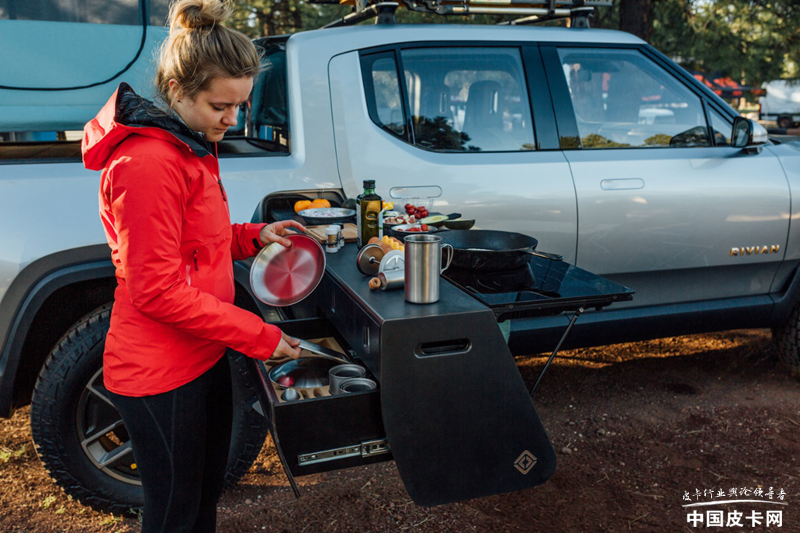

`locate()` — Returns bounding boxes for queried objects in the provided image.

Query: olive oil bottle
[356,180,382,247]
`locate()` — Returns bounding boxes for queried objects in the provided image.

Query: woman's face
[170,76,254,143]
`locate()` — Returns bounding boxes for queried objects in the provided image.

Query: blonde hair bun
[170,0,232,31]
[157,0,259,102]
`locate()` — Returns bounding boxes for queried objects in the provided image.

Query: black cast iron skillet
[437,230,563,271]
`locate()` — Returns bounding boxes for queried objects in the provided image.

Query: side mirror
[731,117,768,154]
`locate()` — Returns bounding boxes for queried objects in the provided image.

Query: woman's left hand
[260,220,306,248]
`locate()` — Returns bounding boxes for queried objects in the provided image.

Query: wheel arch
[0,245,115,417]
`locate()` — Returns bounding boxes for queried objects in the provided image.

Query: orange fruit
[294,200,312,213]
[310,198,331,209]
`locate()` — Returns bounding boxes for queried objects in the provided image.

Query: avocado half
[442,218,475,230]
[420,214,449,227]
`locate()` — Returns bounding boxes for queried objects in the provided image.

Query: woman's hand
[260,220,306,248]
[273,331,302,360]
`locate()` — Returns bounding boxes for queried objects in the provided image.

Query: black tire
[772,304,800,379]
[777,115,794,129]
[30,303,269,514]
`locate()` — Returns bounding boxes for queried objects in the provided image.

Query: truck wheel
[772,305,800,379]
[777,116,794,129]
[30,303,269,514]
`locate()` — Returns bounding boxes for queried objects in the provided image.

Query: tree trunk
[619,0,654,42]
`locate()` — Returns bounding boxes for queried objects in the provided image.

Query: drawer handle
[415,339,471,357]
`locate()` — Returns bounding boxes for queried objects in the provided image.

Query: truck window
[402,47,535,152]
[709,109,732,146]
[361,47,536,153]
[361,52,406,138]
[235,41,290,155]
[557,48,710,149]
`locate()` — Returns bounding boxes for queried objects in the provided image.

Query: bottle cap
[363,180,376,188]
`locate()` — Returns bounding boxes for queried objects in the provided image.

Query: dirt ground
[1,329,797,532]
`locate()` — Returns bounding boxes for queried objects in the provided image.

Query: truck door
[543,46,790,308]
[328,45,578,262]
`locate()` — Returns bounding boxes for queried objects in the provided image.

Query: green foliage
[41,495,57,509]
[651,0,800,86]
[228,0,800,88]
[0,443,27,463]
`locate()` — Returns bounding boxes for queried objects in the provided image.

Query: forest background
[228,0,800,100]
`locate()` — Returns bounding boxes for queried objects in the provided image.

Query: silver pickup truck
[1,16,799,512]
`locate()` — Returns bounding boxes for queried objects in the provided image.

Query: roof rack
[318,0,611,28]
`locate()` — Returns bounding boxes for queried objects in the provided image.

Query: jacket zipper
[193,249,199,271]
[217,179,227,202]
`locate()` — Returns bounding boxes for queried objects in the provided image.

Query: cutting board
[305,223,358,243]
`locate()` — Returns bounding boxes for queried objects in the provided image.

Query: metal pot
[269,357,338,390]
[437,230,562,271]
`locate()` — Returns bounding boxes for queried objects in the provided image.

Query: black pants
[109,355,232,533]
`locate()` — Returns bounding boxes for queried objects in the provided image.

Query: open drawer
[247,317,391,496]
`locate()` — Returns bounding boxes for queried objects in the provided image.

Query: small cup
[329,364,367,395]
[338,377,378,394]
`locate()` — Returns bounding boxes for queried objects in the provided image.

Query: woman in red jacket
[82,1,301,531]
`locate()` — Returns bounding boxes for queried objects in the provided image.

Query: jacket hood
[82,83,214,170]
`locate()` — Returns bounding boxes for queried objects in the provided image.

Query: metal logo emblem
[514,450,537,475]
[730,245,780,257]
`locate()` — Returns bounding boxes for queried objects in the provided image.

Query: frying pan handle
[523,248,563,261]
[441,243,454,273]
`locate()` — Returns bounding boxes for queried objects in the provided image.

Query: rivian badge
[514,450,537,475]
[730,245,780,257]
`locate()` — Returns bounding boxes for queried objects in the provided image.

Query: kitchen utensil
[297,339,351,364]
[437,230,563,271]
[329,364,367,395]
[379,249,404,273]
[297,207,356,225]
[404,234,454,304]
[250,233,326,306]
[378,269,404,291]
[356,243,385,275]
[281,388,300,402]
[337,377,378,394]
[269,357,338,390]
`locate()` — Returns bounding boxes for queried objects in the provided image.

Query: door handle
[600,178,645,191]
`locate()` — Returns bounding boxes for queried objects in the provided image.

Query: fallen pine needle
[629,491,664,500]
[402,516,431,530]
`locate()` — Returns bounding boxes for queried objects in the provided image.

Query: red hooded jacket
[83,84,281,396]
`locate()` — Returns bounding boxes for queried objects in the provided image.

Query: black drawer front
[318,275,382,380]
[250,318,390,477]
[271,385,388,476]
